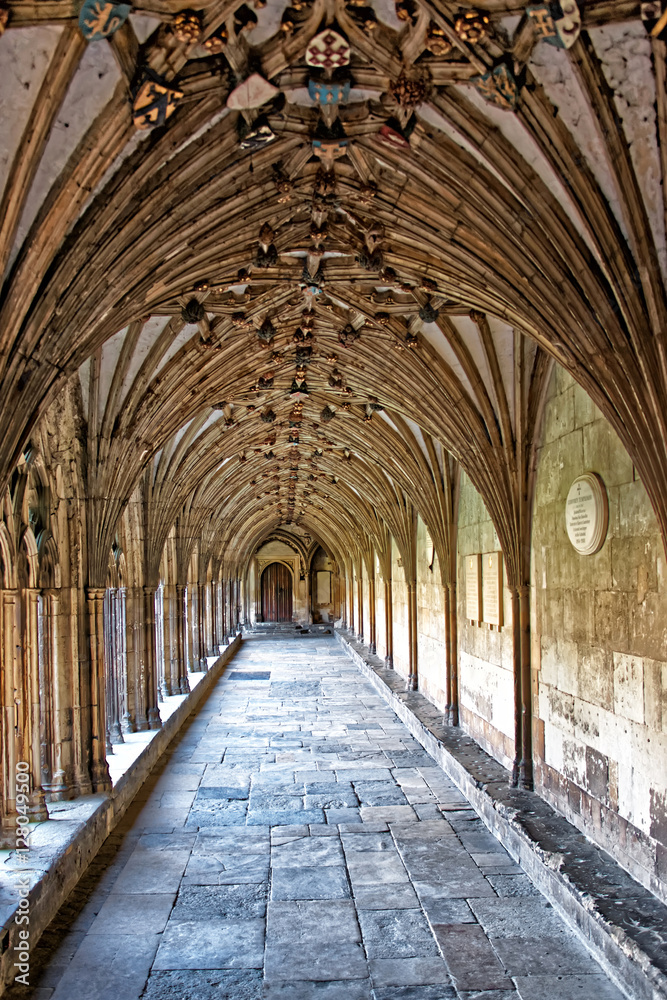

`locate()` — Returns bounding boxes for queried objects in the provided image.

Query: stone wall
[532,367,667,899]
[456,474,516,770]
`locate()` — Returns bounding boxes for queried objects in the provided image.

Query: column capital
[86,586,106,600]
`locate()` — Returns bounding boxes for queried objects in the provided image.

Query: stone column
[154,586,168,701]
[104,589,123,748]
[446,582,458,725]
[39,589,70,799]
[22,588,48,820]
[519,584,533,790]
[407,581,418,691]
[210,582,219,654]
[117,589,131,734]
[356,565,364,642]
[197,583,208,670]
[86,587,112,792]
[510,586,524,788]
[368,571,376,654]
[162,584,176,696]
[384,576,393,668]
[2,589,18,825]
[125,587,143,731]
[339,575,347,629]
[185,585,196,671]
[143,586,162,729]
[175,584,190,693]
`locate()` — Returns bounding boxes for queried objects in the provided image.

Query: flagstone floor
[13,636,628,1000]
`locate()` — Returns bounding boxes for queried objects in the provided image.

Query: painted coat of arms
[305,29,351,69]
[79,0,131,40]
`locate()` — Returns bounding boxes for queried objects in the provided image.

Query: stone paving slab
[8,635,630,1000]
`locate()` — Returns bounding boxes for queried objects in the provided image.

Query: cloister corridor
[6,634,627,1000]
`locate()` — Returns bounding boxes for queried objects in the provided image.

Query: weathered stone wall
[416,516,448,711]
[532,367,667,899]
[456,474,516,770]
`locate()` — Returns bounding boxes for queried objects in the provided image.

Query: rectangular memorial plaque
[482,551,503,627]
[465,554,482,622]
[316,570,331,604]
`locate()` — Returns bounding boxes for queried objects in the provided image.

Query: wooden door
[261,563,293,622]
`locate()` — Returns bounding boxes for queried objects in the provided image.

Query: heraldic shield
[305,29,351,69]
[132,72,184,130]
[79,0,131,41]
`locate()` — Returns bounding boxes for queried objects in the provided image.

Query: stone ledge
[336,629,667,1000]
[0,634,242,995]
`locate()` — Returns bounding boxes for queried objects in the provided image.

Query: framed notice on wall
[465,554,482,622]
[482,551,503,627]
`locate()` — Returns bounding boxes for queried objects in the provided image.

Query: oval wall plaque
[565,472,608,555]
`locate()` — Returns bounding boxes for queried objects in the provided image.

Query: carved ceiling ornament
[389,70,431,109]
[395,0,419,26]
[181,299,205,323]
[172,9,203,44]
[454,9,490,43]
[425,22,453,56]
[202,31,227,54]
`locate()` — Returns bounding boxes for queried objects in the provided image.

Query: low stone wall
[337,628,667,1000]
[0,635,242,995]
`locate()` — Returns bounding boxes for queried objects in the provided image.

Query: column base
[407,674,418,692]
[518,759,534,790]
[385,655,393,668]
[179,675,191,695]
[91,759,112,793]
[28,789,49,823]
[369,643,377,654]
[121,713,135,734]
[43,771,74,802]
[148,707,162,731]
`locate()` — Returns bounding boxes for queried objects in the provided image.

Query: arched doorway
[261,563,293,622]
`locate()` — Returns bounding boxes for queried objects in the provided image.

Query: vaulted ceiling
[1,0,666,580]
